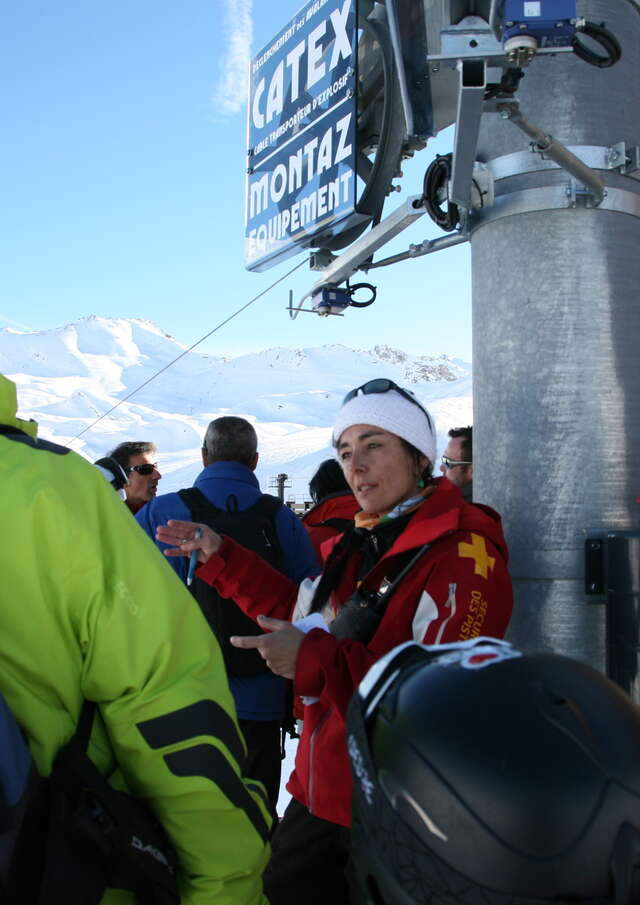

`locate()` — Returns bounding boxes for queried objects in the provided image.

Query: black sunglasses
[342,379,432,429]
[127,463,158,476]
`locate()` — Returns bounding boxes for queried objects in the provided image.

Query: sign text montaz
[245,0,358,272]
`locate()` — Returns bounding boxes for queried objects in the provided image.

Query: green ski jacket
[0,375,270,905]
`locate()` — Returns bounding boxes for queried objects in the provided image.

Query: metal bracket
[565,177,605,209]
[626,147,640,178]
[309,251,336,272]
[437,15,505,63]
[606,142,640,178]
[362,230,469,271]
[467,184,640,230]
[497,102,605,205]
[428,14,574,66]
[449,60,487,207]
[487,144,629,180]
[307,195,426,290]
[470,161,495,209]
[585,532,640,598]
[585,538,604,595]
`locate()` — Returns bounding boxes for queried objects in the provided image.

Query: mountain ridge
[2,316,472,500]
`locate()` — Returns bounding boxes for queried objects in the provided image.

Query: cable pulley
[422,154,460,233]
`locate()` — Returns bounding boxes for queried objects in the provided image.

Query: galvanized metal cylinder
[470,0,640,670]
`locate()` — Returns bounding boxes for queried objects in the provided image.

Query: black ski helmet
[94,456,129,497]
[347,638,640,905]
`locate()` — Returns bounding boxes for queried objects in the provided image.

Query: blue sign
[245,0,358,272]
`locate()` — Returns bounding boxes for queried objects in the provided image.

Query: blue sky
[1,1,472,360]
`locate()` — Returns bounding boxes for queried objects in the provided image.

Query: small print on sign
[524,1,541,15]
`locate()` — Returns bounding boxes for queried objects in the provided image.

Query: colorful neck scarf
[354,483,436,531]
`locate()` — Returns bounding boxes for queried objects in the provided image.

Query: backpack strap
[175,489,284,678]
[225,493,239,513]
[240,495,284,572]
[248,494,283,519]
[72,700,97,754]
[177,487,225,522]
[47,702,180,905]
[178,488,283,522]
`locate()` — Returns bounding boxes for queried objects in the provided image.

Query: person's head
[202,417,258,469]
[348,639,640,905]
[309,458,352,505]
[332,379,436,515]
[108,441,161,507]
[94,456,129,500]
[440,425,473,488]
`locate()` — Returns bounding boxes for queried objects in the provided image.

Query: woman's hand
[156,519,222,564]
[230,615,304,679]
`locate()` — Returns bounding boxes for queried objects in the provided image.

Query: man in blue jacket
[137,416,319,815]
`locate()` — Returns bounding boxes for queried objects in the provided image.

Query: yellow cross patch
[458,533,495,579]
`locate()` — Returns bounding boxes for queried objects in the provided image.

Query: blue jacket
[137,461,319,719]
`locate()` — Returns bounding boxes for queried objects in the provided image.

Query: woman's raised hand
[156,519,222,564]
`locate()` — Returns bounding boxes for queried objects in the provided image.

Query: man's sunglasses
[441,455,472,469]
[127,463,158,476]
[342,379,432,429]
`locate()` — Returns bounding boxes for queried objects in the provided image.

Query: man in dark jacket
[137,416,319,814]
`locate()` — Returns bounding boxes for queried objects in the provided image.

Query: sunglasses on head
[127,463,157,476]
[342,379,432,429]
[441,454,472,469]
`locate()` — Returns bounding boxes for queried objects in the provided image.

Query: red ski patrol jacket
[197,477,513,827]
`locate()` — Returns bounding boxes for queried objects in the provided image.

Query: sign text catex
[245,0,357,272]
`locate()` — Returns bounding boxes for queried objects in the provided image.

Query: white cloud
[212,0,253,116]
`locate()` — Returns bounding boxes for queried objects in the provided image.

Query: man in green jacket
[0,374,271,905]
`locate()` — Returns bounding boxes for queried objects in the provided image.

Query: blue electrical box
[311,287,351,316]
[502,0,577,47]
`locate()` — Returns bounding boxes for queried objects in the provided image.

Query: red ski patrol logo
[426,639,521,671]
[460,644,520,670]
[467,651,502,668]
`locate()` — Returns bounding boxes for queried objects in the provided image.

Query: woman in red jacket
[157,379,513,905]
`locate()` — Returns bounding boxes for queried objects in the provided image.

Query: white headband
[333,387,436,465]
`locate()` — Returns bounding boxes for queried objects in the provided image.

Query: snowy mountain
[1,316,472,501]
